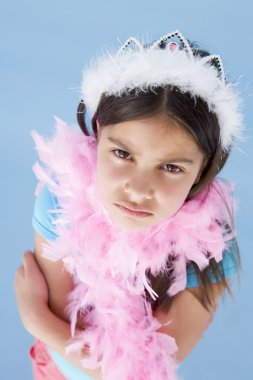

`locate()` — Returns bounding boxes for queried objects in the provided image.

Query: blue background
[1,0,252,379]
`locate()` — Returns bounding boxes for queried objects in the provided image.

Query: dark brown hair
[76,49,240,314]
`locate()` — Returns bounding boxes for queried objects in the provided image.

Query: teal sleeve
[32,184,60,241]
[186,239,238,287]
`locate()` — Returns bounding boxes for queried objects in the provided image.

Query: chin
[117,220,152,232]
[110,213,157,232]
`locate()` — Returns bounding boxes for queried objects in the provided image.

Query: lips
[115,203,153,218]
[118,202,151,214]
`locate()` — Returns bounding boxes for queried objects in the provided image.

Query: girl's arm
[33,231,81,327]
[14,250,102,380]
[153,282,227,364]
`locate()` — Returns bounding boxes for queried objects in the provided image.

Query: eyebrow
[107,136,195,164]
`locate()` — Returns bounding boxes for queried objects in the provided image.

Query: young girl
[15,30,242,380]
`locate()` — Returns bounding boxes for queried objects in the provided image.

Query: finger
[23,250,34,258]
[23,250,33,259]
[14,264,25,287]
[17,264,25,276]
[22,251,36,272]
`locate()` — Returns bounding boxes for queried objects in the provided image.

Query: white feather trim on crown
[81,32,243,150]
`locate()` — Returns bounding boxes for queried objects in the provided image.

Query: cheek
[157,178,194,216]
[95,155,124,198]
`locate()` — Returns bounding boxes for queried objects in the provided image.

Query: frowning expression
[95,114,205,231]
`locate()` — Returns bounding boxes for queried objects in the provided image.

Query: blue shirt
[32,185,238,379]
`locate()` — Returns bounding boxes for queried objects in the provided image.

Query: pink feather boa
[31,117,235,380]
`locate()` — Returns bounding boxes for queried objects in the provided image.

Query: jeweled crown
[81,30,243,150]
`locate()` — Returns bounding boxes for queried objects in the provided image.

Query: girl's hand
[14,250,49,333]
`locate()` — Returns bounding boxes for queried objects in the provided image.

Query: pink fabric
[29,339,67,380]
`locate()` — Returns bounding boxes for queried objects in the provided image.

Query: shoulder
[32,185,73,323]
[32,188,84,328]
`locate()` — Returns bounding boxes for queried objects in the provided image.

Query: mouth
[115,203,153,218]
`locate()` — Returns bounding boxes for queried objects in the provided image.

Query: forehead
[99,115,203,158]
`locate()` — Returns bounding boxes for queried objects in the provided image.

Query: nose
[124,172,154,201]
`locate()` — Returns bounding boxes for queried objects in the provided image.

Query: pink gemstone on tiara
[168,42,178,52]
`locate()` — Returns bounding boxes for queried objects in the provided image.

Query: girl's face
[95,114,206,231]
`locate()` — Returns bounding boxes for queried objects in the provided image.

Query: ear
[95,119,101,137]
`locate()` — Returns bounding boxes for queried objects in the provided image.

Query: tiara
[81,30,243,150]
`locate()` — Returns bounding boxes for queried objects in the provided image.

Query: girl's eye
[161,164,182,173]
[113,149,132,160]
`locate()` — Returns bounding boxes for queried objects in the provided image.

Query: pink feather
[31,118,236,379]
